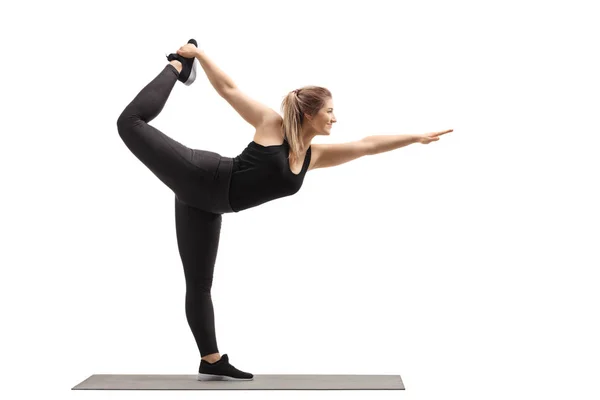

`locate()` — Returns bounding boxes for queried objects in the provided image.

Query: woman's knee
[116,111,140,137]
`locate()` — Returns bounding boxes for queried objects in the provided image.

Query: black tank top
[228,139,311,212]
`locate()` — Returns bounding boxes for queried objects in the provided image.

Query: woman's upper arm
[311,140,373,170]
[220,86,279,128]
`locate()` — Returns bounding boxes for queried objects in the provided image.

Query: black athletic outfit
[116,64,310,357]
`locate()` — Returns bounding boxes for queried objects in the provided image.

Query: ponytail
[281,91,304,162]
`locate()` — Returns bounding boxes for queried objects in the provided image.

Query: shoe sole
[183,58,199,86]
[197,373,253,381]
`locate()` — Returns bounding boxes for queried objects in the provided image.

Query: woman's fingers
[419,130,448,144]
[176,43,199,58]
[434,129,453,136]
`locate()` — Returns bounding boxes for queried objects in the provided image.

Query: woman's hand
[416,129,453,144]
[176,43,199,58]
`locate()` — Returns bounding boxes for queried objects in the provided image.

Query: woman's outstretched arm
[311,130,453,170]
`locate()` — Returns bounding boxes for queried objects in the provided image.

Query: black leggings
[116,64,234,357]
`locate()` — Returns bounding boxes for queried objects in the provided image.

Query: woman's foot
[197,354,254,381]
[166,38,199,86]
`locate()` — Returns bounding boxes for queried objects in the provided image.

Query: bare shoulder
[253,114,284,145]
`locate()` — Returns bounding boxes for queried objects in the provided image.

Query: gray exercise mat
[72,374,405,390]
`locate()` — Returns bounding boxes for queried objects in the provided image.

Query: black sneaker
[166,38,199,86]
[197,354,254,381]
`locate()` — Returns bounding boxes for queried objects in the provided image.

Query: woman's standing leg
[174,196,222,361]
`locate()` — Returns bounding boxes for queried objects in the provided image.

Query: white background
[1,0,598,399]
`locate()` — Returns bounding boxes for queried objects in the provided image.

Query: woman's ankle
[169,60,182,73]
[202,353,221,363]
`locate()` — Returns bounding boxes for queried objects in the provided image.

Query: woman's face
[308,98,337,135]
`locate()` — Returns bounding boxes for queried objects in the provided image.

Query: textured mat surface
[72,374,405,390]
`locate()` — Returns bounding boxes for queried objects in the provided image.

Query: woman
[116,38,452,382]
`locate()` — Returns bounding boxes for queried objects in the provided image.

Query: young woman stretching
[116,38,452,381]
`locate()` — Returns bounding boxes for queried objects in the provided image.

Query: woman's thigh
[174,196,222,289]
[184,148,234,214]
[119,120,233,213]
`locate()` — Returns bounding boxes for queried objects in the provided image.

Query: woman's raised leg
[116,63,205,204]
[116,61,235,214]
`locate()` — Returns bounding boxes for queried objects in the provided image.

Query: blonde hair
[280,86,332,162]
